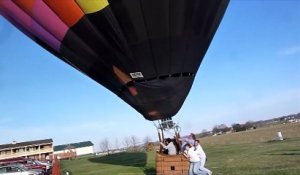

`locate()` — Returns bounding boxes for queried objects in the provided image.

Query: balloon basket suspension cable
[153,117,181,153]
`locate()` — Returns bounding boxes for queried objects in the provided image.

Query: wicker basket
[156,152,189,175]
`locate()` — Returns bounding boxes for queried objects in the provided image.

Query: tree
[143,136,153,151]
[123,137,131,151]
[199,129,211,137]
[212,124,231,134]
[212,125,220,134]
[232,123,246,132]
[244,121,255,129]
[130,135,139,151]
[114,138,120,151]
[143,136,152,144]
[99,138,110,155]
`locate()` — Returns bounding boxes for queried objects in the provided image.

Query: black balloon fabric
[0,0,229,120]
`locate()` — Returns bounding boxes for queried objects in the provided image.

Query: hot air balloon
[0,0,229,121]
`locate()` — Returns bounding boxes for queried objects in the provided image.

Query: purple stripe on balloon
[0,1,60,51]
[28,0,68,41]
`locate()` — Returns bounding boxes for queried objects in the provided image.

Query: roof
[54,141,94,152]
[0,139,53,150]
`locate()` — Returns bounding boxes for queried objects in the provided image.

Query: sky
[1,0,300,151]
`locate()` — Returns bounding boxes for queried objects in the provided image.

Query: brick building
[0,139,53,161]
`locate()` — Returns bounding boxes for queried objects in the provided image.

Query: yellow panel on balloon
[76,0,109,14]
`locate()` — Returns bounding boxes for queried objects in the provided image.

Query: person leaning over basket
[160,138,177,155]
[180,133,196,151]
[184,143,202,175]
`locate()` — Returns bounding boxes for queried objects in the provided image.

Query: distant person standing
[160,138,177,155]
[194,140,212,175]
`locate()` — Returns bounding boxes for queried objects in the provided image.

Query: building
[0,139,53,161]
[53,141,94,159]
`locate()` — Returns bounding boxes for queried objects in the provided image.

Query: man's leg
[199,157,212,174]
[193,161,202,174]
[189,162,194,175]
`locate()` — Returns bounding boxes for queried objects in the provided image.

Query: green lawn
[60,123,300,175]
[60,152,156,175]
[205,138,300,175]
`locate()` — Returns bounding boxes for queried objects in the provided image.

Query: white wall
[75,146,94,156]
[53,146,93,156]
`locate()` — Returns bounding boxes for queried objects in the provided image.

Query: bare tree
[232,123,246,132]
[143,136,153,151]
[123,136,131,151]
[114,138,119,151]
[143,136,152,145]
[212,124,231,134]
[130,135,139,151]
[244,121,255,129]
[99,138,110,155]
[199,129,211,137]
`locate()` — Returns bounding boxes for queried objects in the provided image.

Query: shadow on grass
[143,167,156,175]
[88,152,147,167]
[263,140,300,156]
[88,152,156,175]
[265,139,287,143]
[265,152,300,156]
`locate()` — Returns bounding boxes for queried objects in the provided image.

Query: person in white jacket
[184,143,202,175]
[160,138,177,155]
[194,140,212,175]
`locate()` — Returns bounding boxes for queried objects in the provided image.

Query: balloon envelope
[0,0,229,121]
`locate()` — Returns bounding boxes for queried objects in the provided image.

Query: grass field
[60,122,300,175]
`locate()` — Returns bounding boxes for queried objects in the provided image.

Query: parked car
[32,160,51,170]
[22,161,46,173]
[0,165,43,175]
[24,160,50,174]
[27,160,50,172]
[9,164,44,175]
